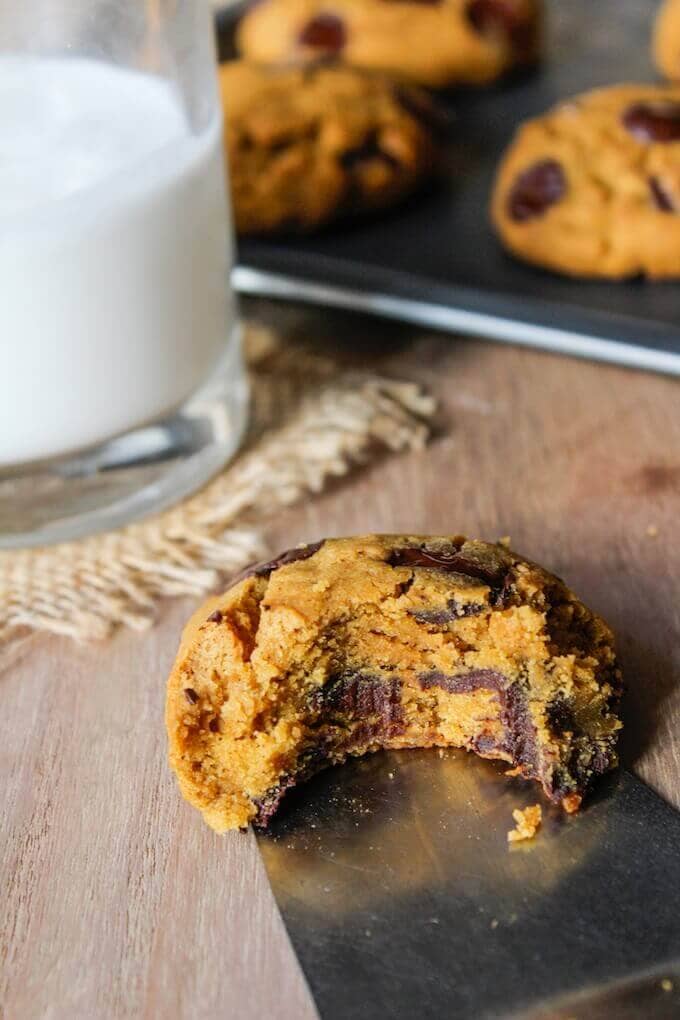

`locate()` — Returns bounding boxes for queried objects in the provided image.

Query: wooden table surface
[2,298,679,1020]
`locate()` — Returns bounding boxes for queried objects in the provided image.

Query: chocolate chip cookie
[166,535,621,832]
[235,0,542,89]
[654,0,680,81]
[220,60,439,234]
[491,84,680,278]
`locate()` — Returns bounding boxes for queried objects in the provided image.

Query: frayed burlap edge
[0,325,434,653]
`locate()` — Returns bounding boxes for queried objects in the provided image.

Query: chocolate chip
[650,175,676,212]
[339,135,401,171]
[466,0,536,57]
[622,101,680,143]
[208,717,220,733]
[184,688,199,704]
[298,13,346,52]
[418,668,508,693]
[507,159,566,222]
[411,600,486,624]
[546,696,575,735]
[207,609,223,623]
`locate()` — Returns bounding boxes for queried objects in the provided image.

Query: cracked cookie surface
[491,83,680,278]
[235,0,541,89]
[166,534,621,832]
[219,60,438,234]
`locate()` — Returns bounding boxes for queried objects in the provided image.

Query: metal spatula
[257,749,680,1019]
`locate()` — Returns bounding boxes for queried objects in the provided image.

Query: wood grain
[2,298,680,1018]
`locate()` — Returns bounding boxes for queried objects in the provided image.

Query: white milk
[0,57,234,465]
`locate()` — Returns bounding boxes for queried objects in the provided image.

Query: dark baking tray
[218,0,680,374]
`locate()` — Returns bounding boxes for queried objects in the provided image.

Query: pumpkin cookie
[654,0,680,81]
[220,60,439,233]
[235,0,542,89]
[492,84,680,278]
[166,535,621,832]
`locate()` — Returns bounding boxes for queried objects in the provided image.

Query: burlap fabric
[0,323,434,656]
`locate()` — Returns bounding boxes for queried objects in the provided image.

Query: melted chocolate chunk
[231,540,325,586]
[418,668,508,693]
[183,688,199,704]
[320,672,403,728]
[419,671,540,780]
[389,544,512,606]
[339,136,400,171]
[298,13,346,52]
[622,101,680,143]
[500,682,537,773]
[389,545,501,584]
[650,175,676,212]
[466,0,535,57]
[507,159,566,222]
[410,599,487,625]
[208,717,220,733]
[207,609,223,623]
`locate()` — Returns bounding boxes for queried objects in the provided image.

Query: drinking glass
[0,0,248,548]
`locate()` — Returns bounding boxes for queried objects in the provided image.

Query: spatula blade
[257,749,680,1019]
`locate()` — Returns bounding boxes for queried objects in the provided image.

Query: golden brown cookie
[166,535,621,832]
[491,84,680,279]
[654,0,680,81]
[219,60,439,234]
[235,0,542,89]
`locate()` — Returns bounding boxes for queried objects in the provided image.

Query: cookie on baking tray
[653,0,680,81]
[166,534,621,832]
[491,84,680,278]
[219,59,440,234]
[235,0,543,89]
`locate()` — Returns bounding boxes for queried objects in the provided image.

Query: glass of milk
[0,0,248,548]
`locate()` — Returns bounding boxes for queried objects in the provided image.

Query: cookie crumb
[508,804,542,843]
[661,978,674,992]
[498,536,511,548]
[561,793,582,814]
[505,765,523,777]
[646,524,659,538]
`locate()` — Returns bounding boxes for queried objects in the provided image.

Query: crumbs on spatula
[508,804,542,843]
